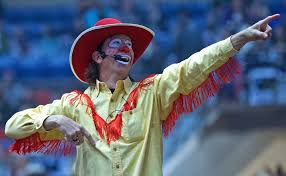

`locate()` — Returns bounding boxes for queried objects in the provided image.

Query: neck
[99,71,127,89]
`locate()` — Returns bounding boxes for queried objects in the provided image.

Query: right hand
[43,115,96,148]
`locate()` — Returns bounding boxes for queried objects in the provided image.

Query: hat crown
[94,18,122,26]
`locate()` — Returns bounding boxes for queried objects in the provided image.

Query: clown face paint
[109,38,132,49]
[108,38,133,65]
[115,54,131,65]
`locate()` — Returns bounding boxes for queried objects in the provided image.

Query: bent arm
[5,94,74,140]
[4,91,94,155]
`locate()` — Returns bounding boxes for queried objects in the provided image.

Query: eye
[109,39,122,48]
[125,41,132,48]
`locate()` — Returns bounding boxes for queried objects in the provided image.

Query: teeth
[121,57,129,62]
[116,54,131,64]
[119,55,130,62]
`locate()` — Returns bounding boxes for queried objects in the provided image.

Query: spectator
[173,11,203,61]
[0,19,9,55]
[276,164,286,176]
[9,27,30,61]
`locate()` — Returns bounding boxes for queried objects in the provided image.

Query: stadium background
[0,0,286,175]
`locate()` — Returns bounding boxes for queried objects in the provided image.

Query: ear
[92,51,103,64]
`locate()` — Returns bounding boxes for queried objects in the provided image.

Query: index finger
[81,126,96,148]
[262,14,280,25]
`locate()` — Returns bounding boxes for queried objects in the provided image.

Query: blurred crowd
[0,0,285,175]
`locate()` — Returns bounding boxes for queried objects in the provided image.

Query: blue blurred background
[0,0,286,176]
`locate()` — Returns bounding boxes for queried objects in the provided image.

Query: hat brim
[69,23,154,84]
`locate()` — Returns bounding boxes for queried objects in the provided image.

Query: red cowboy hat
[69,18,155,83]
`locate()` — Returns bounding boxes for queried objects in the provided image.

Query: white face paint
[116,60,129,65]
[109,38,122,48]
[105,36,134,66]
[109,38,132,49]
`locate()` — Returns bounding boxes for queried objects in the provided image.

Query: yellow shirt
[5,37,238,176]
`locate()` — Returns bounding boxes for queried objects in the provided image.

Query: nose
[118,45,130,53]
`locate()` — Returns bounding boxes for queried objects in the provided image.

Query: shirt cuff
[34,114,51,132]
[226,36,240,55]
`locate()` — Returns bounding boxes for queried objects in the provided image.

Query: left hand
[231,14,280,50]
[245,14,280,41]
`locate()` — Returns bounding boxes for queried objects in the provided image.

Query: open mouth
[116,55,131,65]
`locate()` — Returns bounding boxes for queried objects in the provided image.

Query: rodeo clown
[5,14,280,176]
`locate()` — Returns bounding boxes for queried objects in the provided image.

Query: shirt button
[113,147,117,152]
[116,164,120,169]
[129,111,133,115]
[106,118,111,123]
[110,98,114,102]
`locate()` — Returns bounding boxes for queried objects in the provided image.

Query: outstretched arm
[153,14,280,136]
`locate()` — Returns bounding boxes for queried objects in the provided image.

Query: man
[5,15,280,176]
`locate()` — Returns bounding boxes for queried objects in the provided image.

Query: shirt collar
[94,76,133,95]
[123,76,132,93]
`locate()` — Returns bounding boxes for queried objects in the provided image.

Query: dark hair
[84,61,100,85]
[84,42,103,85]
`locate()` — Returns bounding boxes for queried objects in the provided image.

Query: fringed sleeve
[153,37,240,137]
[5,92,78,155]
[162,58,240,136]
[8,132,73,156]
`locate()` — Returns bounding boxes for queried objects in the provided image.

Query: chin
[113,68,129,77]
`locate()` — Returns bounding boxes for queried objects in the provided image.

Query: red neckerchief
[67,75,156,144]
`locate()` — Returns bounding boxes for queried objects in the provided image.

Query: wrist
[230,31,248,51]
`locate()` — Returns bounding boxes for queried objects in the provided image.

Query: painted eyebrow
[109,38,132,45]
